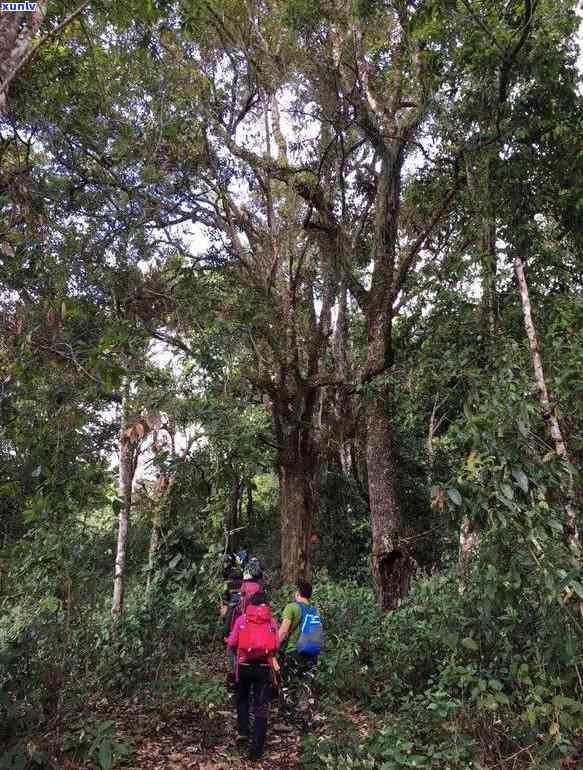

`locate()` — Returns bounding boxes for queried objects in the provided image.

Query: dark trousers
[281,651,316,677]
[279,652,317,723]
[236,662,272,754]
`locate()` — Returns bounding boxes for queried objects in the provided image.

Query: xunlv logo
[0,1,38,9]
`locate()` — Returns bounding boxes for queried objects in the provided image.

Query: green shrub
[62,718,133,770]
[299,567,583,769]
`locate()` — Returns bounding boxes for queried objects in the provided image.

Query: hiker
[237,545,249,567]
[226,591,279,761]
[223,564,264,690]
[223,552,243,593]
[243,556,263,586]
[278,579,323,727]
[222,551,236,580]
[220,552,243,628]
[224,573,261,636]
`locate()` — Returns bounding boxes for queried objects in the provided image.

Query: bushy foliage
[301,564,583,769]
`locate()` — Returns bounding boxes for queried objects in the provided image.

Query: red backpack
[238,605,278,661]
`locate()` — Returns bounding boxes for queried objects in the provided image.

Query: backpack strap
[294,601,310,632]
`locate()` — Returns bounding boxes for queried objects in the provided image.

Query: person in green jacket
[278,580,318,727]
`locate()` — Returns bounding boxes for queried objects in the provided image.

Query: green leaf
[447,487,462,506]
[549,721,560,737]
[500,483,514,500]
[559,710,575,729]
[511,468,529,493]
[98,740,113,770]
[40,595,61,612]
[552,695,578,707]
[461,637,479,651]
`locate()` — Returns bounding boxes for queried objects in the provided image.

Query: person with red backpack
[226,591,279,761]
[223,563,264,691]
[223,575,261,637]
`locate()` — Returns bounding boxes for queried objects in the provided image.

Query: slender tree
[111,378,133,621]
[514,253,579,554]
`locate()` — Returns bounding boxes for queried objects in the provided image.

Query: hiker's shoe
[248,748,263,762]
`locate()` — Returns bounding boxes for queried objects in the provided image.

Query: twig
[498,743,536,765]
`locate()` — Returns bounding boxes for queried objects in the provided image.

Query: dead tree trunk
[112,380,134,621]
[514,254,579,554]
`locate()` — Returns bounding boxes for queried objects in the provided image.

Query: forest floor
[63,652,346,770]
[72,652,373,770]
[114,698,305,770]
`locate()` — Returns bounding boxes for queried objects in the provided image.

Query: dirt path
[118,702,304,770]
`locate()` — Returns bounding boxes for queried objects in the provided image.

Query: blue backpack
[295,602,323,656]
[237,548,249,566]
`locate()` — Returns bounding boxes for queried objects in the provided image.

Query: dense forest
[1,0,583,767]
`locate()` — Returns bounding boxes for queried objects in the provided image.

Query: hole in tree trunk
[377,549,412,610]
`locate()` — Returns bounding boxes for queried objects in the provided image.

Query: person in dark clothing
[237,545,249,567]
[223,552,243,587]
[226,591,279,761]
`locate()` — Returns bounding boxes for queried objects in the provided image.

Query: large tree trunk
[273,385,320,584]
[362,153,413,609]
[514,255,579,553]
[112,380,134,621]
[279,461,312,584]
[366,387,410,609]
